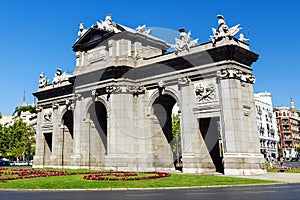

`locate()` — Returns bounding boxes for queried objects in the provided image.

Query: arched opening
[199,117,224,174]
[61,110,74,166]
[152,94,182,170]
[87,101,107,166]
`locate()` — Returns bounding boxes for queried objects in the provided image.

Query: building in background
[0,115,13,126]
[255,92,279,161]
[274,99,300,160]
[6,92,37,129]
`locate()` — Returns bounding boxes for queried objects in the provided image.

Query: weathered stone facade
[33,15,265,175]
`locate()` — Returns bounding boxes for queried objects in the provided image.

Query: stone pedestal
[223,153,265,175]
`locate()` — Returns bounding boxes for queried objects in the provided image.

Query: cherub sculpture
[39,72,49,88]
[78,23,87,37]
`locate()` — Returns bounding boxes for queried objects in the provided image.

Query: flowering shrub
[0,169,171,181]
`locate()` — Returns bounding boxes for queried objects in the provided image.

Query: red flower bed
[83,171,171,181]
[0,169,171,181]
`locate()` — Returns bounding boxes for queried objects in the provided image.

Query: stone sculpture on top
[173,28,198,53]
[136,25,152,35]
[210,15,241,45]
[96,14,121,33]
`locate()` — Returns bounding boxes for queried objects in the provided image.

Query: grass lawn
[0,168,276,189]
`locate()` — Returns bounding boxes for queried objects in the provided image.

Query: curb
[0,182,291,192]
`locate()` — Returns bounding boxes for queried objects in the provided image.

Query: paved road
[1,184,300,200]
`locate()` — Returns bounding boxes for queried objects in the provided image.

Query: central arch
[152,94,182,170]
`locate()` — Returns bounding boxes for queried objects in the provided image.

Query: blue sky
[0,0,299,114]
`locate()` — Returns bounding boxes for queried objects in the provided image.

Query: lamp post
[175,132,179,165]
[217,120,223,158]
[88,121,90,170]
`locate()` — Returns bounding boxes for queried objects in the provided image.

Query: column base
[223,152,266,175]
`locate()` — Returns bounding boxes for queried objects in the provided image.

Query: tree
[0,119,35,160]
[171,114,182,163]
[277,145,283,159]
[13,105,36,116]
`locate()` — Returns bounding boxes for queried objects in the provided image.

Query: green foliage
[277,145,283,158]
[0,112,2,120]
[0,119,35,160]
[171,114,182,157]
[172,114,180,135]
[13,105,36,116]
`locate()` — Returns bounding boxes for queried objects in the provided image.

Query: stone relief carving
[126,86,146,96]
[65,99,75,110]
[78,23,87,38]
[52,103,59,109]
[136,25,152,35]
[38,72,49,88]
[96,14,121,33]
[243,105,252,116]
[106,85,121,94]
[52,68,72,86]
[195,82,216,103]
[178,77,190,87]
[36,107,42,112]
[210,15,241,45]
[217,68,255,84]
[43,109,53,123]
[173,28,198,53]
[158,80,166,95]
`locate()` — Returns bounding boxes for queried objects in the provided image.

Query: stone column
[105,86,138,171]
[49,103,61,167]
[32,108,45,168]
[218,68,265,175]
[71,94,85,167]
[179,77,215,173]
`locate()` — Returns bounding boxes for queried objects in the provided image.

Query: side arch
[148,88,181,115]
[60,108,74,167]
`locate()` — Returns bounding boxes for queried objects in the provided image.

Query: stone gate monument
[33,14,265,175]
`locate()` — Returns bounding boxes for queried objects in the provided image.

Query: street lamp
[175,132,179,165]
[217,120,223,158]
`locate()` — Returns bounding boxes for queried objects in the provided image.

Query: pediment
[72,27,122,52]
